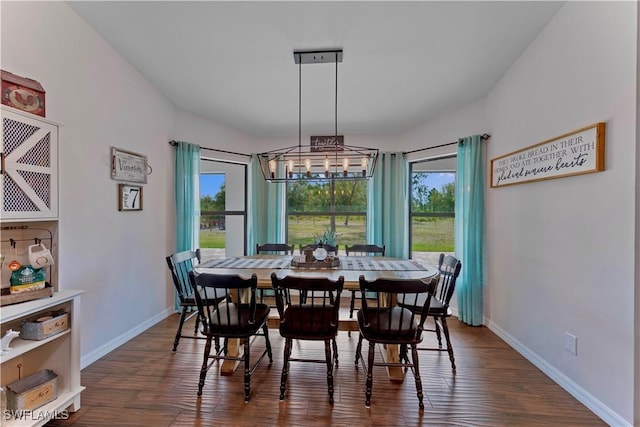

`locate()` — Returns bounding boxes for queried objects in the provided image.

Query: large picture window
[287,179,367,252]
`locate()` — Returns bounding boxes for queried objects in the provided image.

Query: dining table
[196,254,438,382]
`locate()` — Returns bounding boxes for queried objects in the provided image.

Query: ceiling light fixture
[258,49,378,182]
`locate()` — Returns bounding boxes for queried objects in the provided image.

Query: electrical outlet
[564,332,577,355]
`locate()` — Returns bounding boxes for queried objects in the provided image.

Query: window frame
[199,160,248,255]
[408,157,456,258]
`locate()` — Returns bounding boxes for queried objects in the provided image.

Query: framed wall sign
[111,147,148,183]
[310,135,344,152]
[118,184,143,211]
[490,122,606,188]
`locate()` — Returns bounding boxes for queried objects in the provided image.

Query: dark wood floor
[47,310,606,426]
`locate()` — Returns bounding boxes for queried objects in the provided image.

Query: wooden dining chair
[398,253,462,370]
[255,243,295,303]
[165,249,227,352]
[189,271,273,402]
[256,243,295,255]
[355,273,438,409]
[344,244,386,319]
[270,273,344,404]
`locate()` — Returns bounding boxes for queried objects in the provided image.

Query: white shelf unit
[0,290,84,427]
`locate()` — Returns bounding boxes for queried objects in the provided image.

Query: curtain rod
[403,133,490,155]
[169,133,490,158]
[168,140,251,158]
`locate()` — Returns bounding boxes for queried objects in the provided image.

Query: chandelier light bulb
[361,157,369,177]
[269,159,276,179]
[342,158,349,177]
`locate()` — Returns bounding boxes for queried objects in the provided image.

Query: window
[200,160,247,260]
[410,158,456,257]
[287,179,368,251]
[200,173,226,248]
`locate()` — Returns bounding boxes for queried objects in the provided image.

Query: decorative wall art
[490,123,605,188]
[118,184,143,211]
[1,70,46,117]
[111,147,148,184]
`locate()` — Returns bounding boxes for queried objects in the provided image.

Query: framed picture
[490,122,606,188]
[111,147,148,184]
[118,184,143,211]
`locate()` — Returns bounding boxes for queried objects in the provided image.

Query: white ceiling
[68,1,564,138]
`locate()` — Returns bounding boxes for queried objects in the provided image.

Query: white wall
[1,2,176,364]
[402,97,489,162]
[485,2,637,425]
[174,109,256,164]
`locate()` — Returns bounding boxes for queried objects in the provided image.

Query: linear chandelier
[258,49,378,183]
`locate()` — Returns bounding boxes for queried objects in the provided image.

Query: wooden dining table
[196,254,438,382]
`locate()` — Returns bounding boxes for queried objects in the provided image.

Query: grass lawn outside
[200,216,454,252]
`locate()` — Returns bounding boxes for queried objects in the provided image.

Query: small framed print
[118,184,143,211]
[111,147,148,184]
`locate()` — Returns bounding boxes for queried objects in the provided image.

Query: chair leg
[355,332,364,366]
[262,324,273,363]
[197,336,213,396]
[399,343,409,364]
[193,311,201,335]
[410,343,424,410]
[332,337,339,366]
[440,316,456,371]
[280,338,292,401]
[365,341,375,408]
[325,339,335,404]
[349,291,356,318]
[243,338,251,403]
[434,316,443,347]
[172,308,188,352]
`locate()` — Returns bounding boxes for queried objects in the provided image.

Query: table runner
[201,257,427,271]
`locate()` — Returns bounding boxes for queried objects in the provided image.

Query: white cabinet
[1,107,59,221]
[0,291,84,426]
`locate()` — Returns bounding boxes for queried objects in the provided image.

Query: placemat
[201,257,293,269]
[338,258,427,271]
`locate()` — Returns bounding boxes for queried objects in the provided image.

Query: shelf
[4,386,85,427]
[0,329,70,364]
[1,290,84,427]
[0,291,82,323]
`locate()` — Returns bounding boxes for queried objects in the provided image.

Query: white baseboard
[81,307,174,369]
[486,319,630,427]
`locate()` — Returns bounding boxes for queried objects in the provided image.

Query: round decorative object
[8,88,41,112]
[313,247,328,261]
[8,260,21,271]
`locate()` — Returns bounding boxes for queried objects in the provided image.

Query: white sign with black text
[490,123,605,188]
